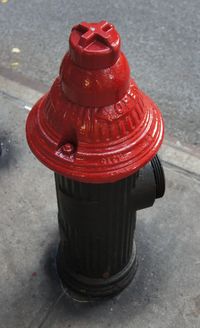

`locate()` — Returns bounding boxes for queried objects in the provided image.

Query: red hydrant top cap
[26,21,164,183]
[69,21,120,69]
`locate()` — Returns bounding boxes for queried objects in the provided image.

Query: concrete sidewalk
[0,79,200,328]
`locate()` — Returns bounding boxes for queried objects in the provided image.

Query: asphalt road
[0,0,199,146]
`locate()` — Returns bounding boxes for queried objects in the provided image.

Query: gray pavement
[0,2,200,326]
[0,82,200,327]
[0,0,200,146]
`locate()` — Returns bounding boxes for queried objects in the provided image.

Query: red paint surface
[26,21,164,183]
[69,21,120,70]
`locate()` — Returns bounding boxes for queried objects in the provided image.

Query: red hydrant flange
[26,21,164,183]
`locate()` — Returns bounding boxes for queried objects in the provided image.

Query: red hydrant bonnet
[26,21,164,183]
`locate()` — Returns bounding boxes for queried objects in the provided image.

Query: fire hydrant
[26,21,165,298]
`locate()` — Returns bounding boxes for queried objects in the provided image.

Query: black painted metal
[151,155,165,198]
[55,155,165,298]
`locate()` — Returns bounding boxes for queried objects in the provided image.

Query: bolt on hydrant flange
[26,21,165,298]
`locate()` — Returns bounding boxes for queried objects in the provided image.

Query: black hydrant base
[56,242,138,299]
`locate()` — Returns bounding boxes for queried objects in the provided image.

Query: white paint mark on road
[11,48,21,54]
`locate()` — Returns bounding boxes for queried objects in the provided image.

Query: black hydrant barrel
[55,173,137,297]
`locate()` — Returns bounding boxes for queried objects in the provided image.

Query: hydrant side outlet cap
[26,21,164,183]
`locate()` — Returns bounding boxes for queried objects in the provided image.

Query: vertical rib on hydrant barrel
[26,20,165,298]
